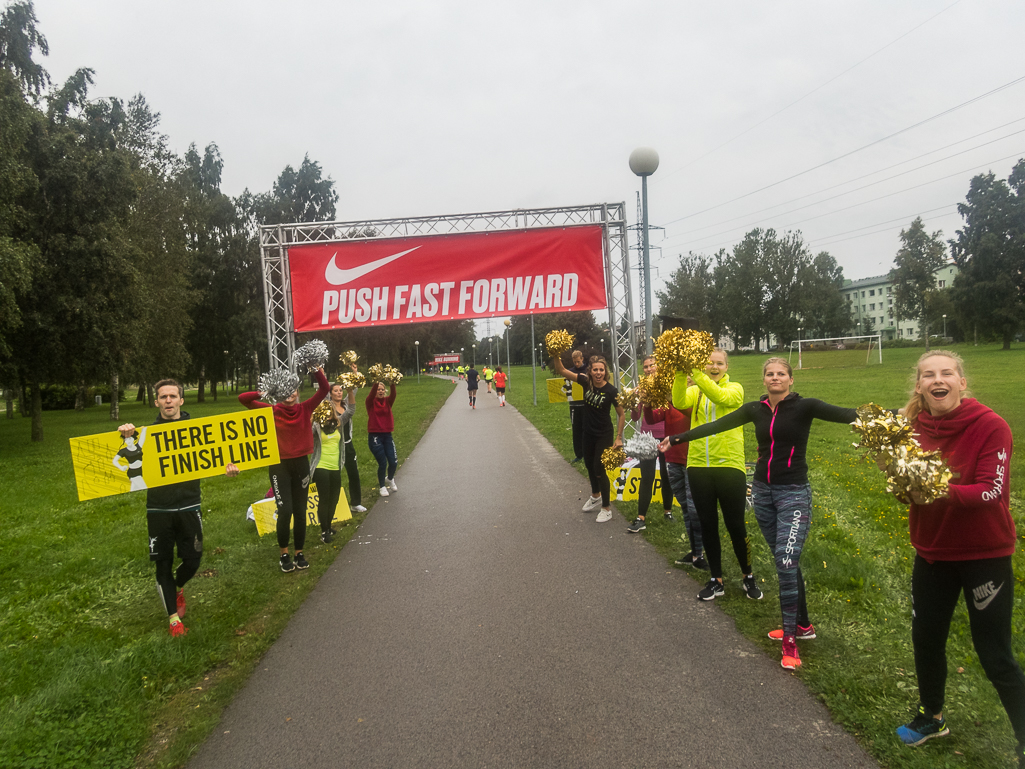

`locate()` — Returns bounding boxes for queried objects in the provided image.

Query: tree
[716,232,767,349]
[655,252,723,340]
[950,160,1025,350]
[0,0,48,98]
[796,252,852,340]
[250,155,338,225]
[890,217,947,350]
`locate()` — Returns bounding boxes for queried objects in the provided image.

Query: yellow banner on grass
[546,378,584,403]
[606,466,679,506]
[250,483,351,537]
[70,409,280,501]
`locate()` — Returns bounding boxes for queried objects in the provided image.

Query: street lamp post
[415,341,420,384]
[630,147,660,355]
[600,337,604,353]
[472,344,476,367]
[942,314,947,339]
[797,328,802,370]
[504,320,511,383]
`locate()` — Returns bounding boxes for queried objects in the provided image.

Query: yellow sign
[547,377,584,403]
[70,409,280,501]
[249,483,351,537]
[606,466,679,506]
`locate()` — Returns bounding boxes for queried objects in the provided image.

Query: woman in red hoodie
[240,367,329,572]
[366,381,398,497]
[891,352,1024,764]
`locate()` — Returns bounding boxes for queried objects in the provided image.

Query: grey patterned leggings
[752,481,812,637]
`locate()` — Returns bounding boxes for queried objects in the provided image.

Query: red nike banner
[287,226,607,331]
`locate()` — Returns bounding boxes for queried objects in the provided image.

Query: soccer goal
[788,334,882,369]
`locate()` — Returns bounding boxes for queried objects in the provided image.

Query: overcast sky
[30,0,1025,324]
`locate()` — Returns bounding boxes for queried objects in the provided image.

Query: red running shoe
[169,620,188,638]
[176,589,186,618]
[781,636,801,669]
[768,623,815,641]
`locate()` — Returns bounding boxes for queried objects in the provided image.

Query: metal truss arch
[259,204,638,387]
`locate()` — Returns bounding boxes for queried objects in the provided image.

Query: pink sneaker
[768,623,815,641]
[781,636,801,670]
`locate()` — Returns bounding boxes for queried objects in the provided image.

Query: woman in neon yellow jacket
[671,349,762,602]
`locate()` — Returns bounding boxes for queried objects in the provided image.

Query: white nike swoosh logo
[974,582,1003,611]
[323,246,420,286]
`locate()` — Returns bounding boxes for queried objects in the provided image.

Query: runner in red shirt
[493,366,508,406]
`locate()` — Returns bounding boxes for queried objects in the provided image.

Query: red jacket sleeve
[387,384,397,407]
[239,391,269,410]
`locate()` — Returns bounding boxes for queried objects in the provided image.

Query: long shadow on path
[188,385,877,769]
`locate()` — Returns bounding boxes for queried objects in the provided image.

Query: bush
[38,384,126,411]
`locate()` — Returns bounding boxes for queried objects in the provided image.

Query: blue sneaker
[896,704,949,746]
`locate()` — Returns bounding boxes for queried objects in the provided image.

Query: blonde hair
[711,348,729,365]
[762,357,793,377]
[903,350,970,424]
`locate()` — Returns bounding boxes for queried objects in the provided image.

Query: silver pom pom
[624,431,661,461]
[258,368,300,404]
[292,340,329,373]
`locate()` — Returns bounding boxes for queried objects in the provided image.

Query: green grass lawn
[0,377,456,769]
[506,344,1025,769]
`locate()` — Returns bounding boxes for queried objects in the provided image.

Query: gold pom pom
[312,402,336,428]
[618,387,642,411]
[601,446,627,472]
[852,403,952,504]
[339,350,359,366]
[654,328,715,375]
[368,363,403,386]
[545,329,575,359]
[335,370,366,390]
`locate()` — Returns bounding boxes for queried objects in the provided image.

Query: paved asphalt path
[189,383,878,769]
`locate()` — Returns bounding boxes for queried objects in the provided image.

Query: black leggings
[342,440,361,506]
[638,451,672,517]
[270,455,311,551]
[155,558,200,616]
[911,554,1025,743]
[313,466,341,533]
[570,403,584,458]
[582,431,613,507]
[687,467,752,580]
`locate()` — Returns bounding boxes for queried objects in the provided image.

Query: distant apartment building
[841,263,959,340]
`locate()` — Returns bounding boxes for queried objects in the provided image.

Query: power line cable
[663,73,1025,227]
[667,118,1025,239]
[672,150,1025,253]
[662,133,1025,249]
[811,205,957,247]
[662,0,966,179]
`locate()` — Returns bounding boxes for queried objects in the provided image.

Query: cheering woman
[331,366,365,513]
[886,352,1024,761]
[668,350,762,603]
[240,367,329,572]
[662,357,857,669]
[626,355,675,533]
[366,381,399,496]
[552,353,625,523]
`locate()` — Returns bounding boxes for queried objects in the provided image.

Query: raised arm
[671,371,697,411]
[690,369,744,408]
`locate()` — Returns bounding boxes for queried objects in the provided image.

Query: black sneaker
[294,552,309,570]
[279,553,296,573]
[320,530,333,544]
[743,574,764,600]
[627,517,646,533]
[571,456,583,464]
[674,551,694,566]
[896,704,949,746]
[698,578,724,601]
[693,555,709,570]
[663,511,675,522]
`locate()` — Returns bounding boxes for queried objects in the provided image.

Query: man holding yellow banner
[118,379,239,639]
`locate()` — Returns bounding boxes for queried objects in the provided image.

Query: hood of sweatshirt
[915,397,988,443]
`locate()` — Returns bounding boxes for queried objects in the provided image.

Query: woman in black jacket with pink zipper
[662,357,856,670]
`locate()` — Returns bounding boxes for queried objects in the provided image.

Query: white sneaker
[379,486,389,497]
[582,495,602,512]
[387,478,398,492]
[352,505,367,513]
[595,508,613,523]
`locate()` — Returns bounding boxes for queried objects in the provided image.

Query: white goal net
[787,334,882,369]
